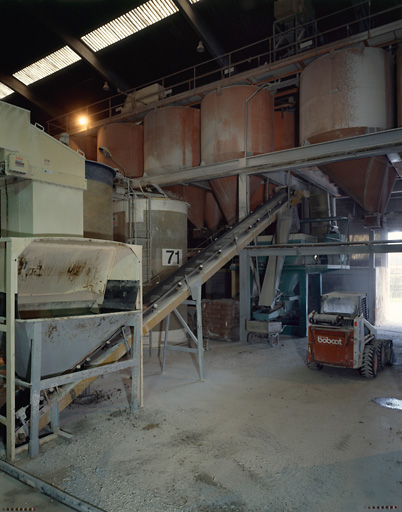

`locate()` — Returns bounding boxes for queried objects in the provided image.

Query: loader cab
[320,292,368,320]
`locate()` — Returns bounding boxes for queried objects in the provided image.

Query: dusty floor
[0,471,76,511]
[4,327,402,512]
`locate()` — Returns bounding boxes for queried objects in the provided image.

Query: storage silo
[113,196,189,343]
[144,106,205,231]
[201,85,275,224]
[84,160,116,240]
[97,123,144,178]
[251,110,297,211]
[300,47,395,221]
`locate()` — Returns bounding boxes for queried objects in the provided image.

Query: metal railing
[47,1,402,136]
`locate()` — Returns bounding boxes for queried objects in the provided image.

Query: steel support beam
[0,74,62,119]
[244,240,402,257]
[173,0,229,69]
[131,128,402,188]
[29,9,129,92]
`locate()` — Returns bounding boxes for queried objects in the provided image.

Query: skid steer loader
[307,292,394,378]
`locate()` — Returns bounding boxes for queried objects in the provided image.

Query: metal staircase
[142,189,304,378]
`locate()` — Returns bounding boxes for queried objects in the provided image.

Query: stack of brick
[202,299,240,341]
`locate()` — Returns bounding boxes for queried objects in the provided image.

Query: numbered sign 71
[162,248,182,266]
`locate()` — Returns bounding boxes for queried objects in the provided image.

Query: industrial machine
[0,237,143,458]
[246,215,350,341]
[307,292,394,378]
[0,102,144,460]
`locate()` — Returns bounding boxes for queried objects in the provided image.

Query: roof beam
[28,9,130,93]
[172,0,229,69]
[0,73,63,119]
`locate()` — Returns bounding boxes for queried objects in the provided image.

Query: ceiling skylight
[0,83,14,99]
[82,0,201,52]
[6,0,201,90]
[81,0,179,52]
[13,46,81,86]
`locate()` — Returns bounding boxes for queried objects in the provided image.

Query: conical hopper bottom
[210,176,264,225]
[322,155,396,214]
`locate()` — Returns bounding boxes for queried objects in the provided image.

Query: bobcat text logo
[317,335,343,346]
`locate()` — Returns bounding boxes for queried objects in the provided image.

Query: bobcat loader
[307,292,394,378]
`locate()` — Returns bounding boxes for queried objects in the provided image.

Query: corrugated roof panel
[0,83,14,99]
[13,46,81,86]
[81,0,180,52]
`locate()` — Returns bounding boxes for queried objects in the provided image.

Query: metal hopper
[0,237,142,379]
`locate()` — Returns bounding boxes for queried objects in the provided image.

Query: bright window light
[13,46,81,86]
[0,83,14,99]
[81,0,201,52]
[8,0,202,89]
[81,0,178,52]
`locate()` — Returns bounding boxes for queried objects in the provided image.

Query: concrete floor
[0,471,75,511]
[5,327,402,512]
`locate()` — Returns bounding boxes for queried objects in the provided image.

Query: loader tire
[307,362,323,371]
[373,340,386,370]
[359,343,378,379]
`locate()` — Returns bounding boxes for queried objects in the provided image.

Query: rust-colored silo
[300,47,395,218]
[97,123,144,178]
[69,134,98,161]
[144,106,204,228]
[144,106,200,175]
[165,184,206,229]
[251,110,297,211]
[201,85,275,224]
[205,191,223,230]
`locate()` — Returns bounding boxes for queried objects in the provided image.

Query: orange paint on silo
[165,184,206,229]
[69,134,97,161]
[205,191,223,230]
[97,123,144,178]
[201,86,274,224]
[144,106,200,175]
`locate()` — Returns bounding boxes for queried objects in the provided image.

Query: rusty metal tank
[205,191,223,230]
[144,106,200,175]
[300,47,395,216]
[97,123,144,178]
[251,110,296,211]
[201,85,274,224]
[144,106,202,228]
[84,160,115,240]
[164,185,206,229]
[69,133,98,161]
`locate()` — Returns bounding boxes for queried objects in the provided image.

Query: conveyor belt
[143,188,301,333]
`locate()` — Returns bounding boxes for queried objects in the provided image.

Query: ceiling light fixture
[78,115,89,128]
[197,40,205,53]
[103,81,110,91]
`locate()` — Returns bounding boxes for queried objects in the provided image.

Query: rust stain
[47,324,57,338]
[67,262,85,277]
[18,257,26,275]
[20,260,44,278]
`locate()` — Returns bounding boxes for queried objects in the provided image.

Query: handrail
[47,1,402,136]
